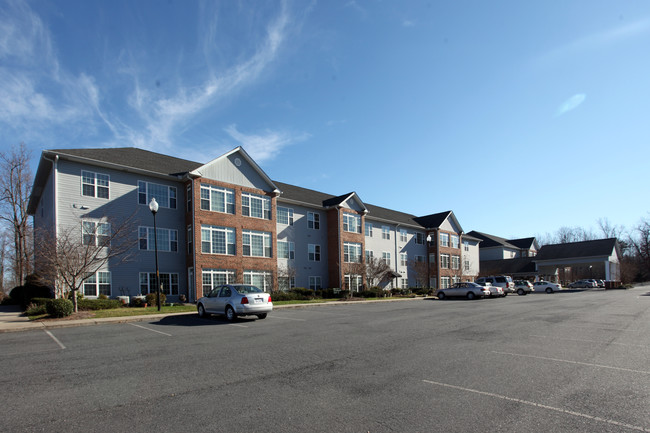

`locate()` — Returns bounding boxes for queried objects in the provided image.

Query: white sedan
[197,284,273,321]
[533,281,563,294]
[436,282,491,300]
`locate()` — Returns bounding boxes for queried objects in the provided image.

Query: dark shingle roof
[50,147,202,176]
[479,258,537,275]
[413,211,452,229]
[467,231,518,249]
[535,238,618,261]
[508,237,536,249]
[322,192,356,208]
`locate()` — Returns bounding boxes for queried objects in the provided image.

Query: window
[344,275,362,292]
[415,233,424,245]
[308,244,321,261]
[83,271,111,297]
[82,221,110,246]
[451,235,460,249]
[242,230,272,258]
[278,240,295,260]
[452,276,460,285]
[138,181,177,209]
[81,171,109,199]
[309,276,322,290]
[187,225,193,254]
[201,225,236,255]
[440,254,450,269]
[415,255,425,263]
[440,233,449,247]
[365,222,373,237]
[308,212,320,229]
[452,255,460,270]
[463,241,470,252]
[429,253,436,265]
[244,270,272,292]
[186,184,192,212]
[277,207,294,225]
[242,192,271,220]
[400,253,408,266]
[401,279,409,289]
[343,213,361,233]
[441,277,450,289]
[382,252,391,265]
[464,259,470,271]
[382,226,390,240]
[201,269,235,296]
[279,277,296,291]
[139,272,179,296]
[400,229,408,243]
[200,184,234,214]
[138,226,178,252]
[366,250,374,262]
[343,242,362,263]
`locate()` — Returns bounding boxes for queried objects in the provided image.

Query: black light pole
[149,198,162,311]
[426,234,432,291]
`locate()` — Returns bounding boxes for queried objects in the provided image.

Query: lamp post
[426,234,432,291]
[149,198,162,311]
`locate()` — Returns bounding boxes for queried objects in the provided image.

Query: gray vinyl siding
[54,159,187,298]
[276,201,329,288]
[199,154,274,191]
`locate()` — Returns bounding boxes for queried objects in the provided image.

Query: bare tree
[34,215,137,312]
[276,263,297,291]
[0,143,33,286]
[0,229,8,294]
[407,257,429,288]
[628,216,650,281]
[365,256,391,288]
[597,217,624,239]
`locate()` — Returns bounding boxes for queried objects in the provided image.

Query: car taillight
[268,296,272,303]
[241,297,249,305]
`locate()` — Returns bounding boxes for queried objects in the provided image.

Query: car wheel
[257,313,267,319]
[197,304,208,318]
[467,292,476,300]
[546,287,553,294]
[437,292,446,300]
[225,305,236,322]
[503,292,508,297]
[517,289,525,296]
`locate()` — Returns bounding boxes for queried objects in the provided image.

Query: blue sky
[2,0,649,239]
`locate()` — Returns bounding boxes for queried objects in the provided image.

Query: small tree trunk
[72,289,79,313]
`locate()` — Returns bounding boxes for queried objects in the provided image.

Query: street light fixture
[148,197,162,311]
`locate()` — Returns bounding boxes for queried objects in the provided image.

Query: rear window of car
[496,277,506,283]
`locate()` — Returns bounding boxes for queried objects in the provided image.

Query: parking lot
[1,285,649,432]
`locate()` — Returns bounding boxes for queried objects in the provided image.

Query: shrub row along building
[27,147,482,302]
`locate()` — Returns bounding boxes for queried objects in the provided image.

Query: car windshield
[234,285,263,294]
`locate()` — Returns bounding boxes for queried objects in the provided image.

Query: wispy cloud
[555,94,586,117]
[402,19,415,28]
[224,124,310,163]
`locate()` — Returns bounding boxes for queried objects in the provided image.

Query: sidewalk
[0,297,426,333]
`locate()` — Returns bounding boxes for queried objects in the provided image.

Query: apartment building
[28,147,480,302]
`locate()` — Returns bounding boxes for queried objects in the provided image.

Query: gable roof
[534,238,619,261]
[467,231,518,249]
[508,237,538,250]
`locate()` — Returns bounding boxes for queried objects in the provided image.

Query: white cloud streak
[555,94,586,117]
[224,124,310,163]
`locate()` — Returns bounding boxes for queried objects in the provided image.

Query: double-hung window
[464,259,470,271]
[138,181,177,209]
[278,240,295,259]
[201,225,236,255]
[400,253,408,266]
[83,271,111,297]
[415,233,424,245]
[399,229,408,243]
[82,221,110,247]
[138,226,178,252]
[451,235,460,249]
[365,250,374,262]
[308,244,321,261]
[242,192,271,220]
[441,254,450,269]
[344,275,362,292]
[365,222,373,237]
[308,212,320,229]
[81,171,109,198]
[243,270,273,292]
[343,213,361,233]
[277,207,294,225]
[139,272,179,295]
[200,184,235,214]
[451,255,460,270]
[382,252,391,265]
[309,276,322,290]
[382,226,390,240]
[343,242,362,263]
[440,233,449,247]
[463,241,470,252]
[201,269,235,295]
[242,230,272,257]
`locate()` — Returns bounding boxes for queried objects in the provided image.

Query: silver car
[197,284,273,321]
[436,282,491,300]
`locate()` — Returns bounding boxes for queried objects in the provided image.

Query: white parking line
[128,323,172,336]
[229,323,248,328]
[492,351,650,374]
[44,330,66,350]
[530,334,647,348]
[268,315,307,321]
[422,379,650,432]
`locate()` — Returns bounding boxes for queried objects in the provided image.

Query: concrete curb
[0,297,427,333]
